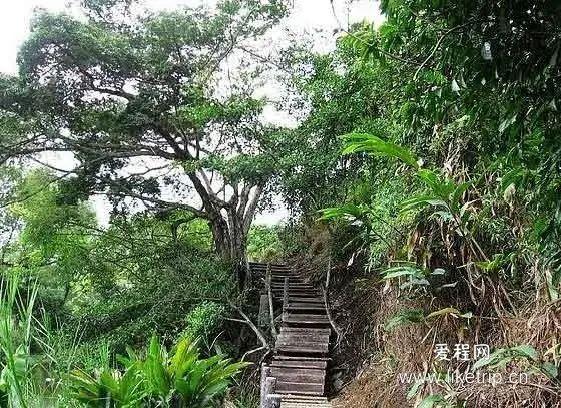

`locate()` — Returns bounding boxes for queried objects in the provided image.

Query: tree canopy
[1,0,290,264]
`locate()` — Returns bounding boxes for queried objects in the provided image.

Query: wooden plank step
[287,296,324,302]
[281,395,328,401]
[277,330,330,340]
[271,367,325,377]
[286,301,324,307]
[274,355,330,361]
[275,381,324,395]
[271,273,302,277]
[279,327,331,335]
[287,302,325,309]
[276,345,329,355]
[271,359,328,370]
[274,293,320,298]
[271,284,314,289]
[270,278,308,282]
[253,262,288,265]
[280,395,331,408]
[274,294,320,298]
[277,332,330,341]
[271,367,325,383]
[284,314,330,326]
[276,337,330,348]
[285,308,326,314]
[277,335,330,345]
[272,286,316,291]
[284,310,328,317]
[280,402,331,408]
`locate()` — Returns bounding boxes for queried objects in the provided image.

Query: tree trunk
[198,182,262,288]
[209,214,249,288]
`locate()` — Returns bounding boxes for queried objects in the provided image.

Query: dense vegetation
[278,1,561,407]
[1,0,561,407]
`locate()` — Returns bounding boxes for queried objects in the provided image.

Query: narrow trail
[249,262,333,408]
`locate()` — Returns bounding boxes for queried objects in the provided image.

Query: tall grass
[0,272,251,407]
[0,272,37,407]
[0,273,82,407]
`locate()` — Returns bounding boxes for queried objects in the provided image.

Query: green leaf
[510,345,538,361]
[426,307,461,319]
[340,133,420,169]
[418,394,445,408]
[450,181,472,211]
[401,194,448,213]
[385,309,425,332]
[381,266,425,280]
[541,362,558,379]
[416,169,439,191]
[498,114,517,134]
[406,377,424,399]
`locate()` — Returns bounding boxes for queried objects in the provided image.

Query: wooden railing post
[282,276,289,322]
[260,364,271,407]
[264,378,280,408]
[258,293,268,328]
[265,264,277,337]
[260,364,280,408]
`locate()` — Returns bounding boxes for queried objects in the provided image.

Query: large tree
[0,0,288,267]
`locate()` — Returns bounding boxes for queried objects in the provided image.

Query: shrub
[69,335,250,407]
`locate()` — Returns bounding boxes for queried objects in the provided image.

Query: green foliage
[0,273,37,407]
[278,2,561,404]
[70,366,144,407]
[69,335,250,407]
[8,171,97,291]
[417,394,447,408]
[384,309,425,332]
[341,132,420,169]
[1,0,293,265]
[470,343,560,381]
[183,302,225,349]
[341,133,472,230]
[247,225,283,262]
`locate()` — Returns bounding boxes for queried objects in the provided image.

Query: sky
[0,0,383,225]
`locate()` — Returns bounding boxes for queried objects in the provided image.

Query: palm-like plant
[137,335,250,407]
[69,335,250,408]
[338,132,486,259]
[69,364,145,408]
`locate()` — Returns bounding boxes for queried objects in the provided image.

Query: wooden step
[279,327,331,335]
[271,359,328,370]
[286,296,324,302]
[284,314,330,326]
[274,293,320,297]
[281,401,331,407]
[276,344,329,355]
[280,395,331,408]
[274,355,330,362]
[277,332,330,344]
[249,263,290,268]
[271,284,315,290]
[278,329,330,340]
[271,367,325,383]
[275,381,324,396]
[272,286,317,291]
[285,305,326,313]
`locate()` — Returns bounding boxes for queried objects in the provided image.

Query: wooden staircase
[249,262,332,408]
